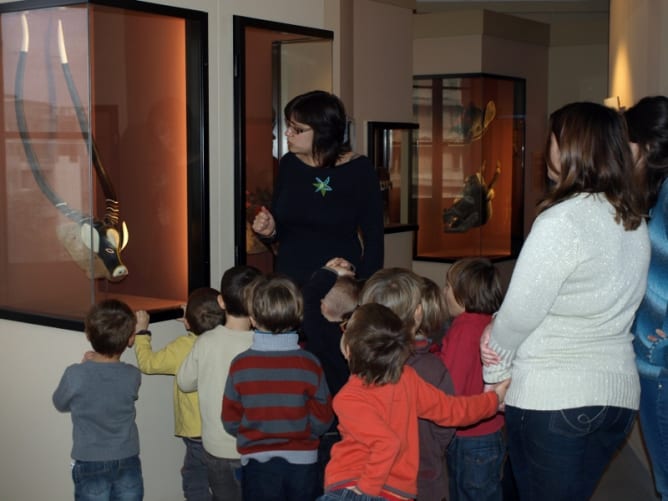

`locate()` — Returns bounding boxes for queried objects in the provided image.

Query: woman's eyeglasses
[285,122,312,135]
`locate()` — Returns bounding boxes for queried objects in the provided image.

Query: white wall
[0,1,328,500]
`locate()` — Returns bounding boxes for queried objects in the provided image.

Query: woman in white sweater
[482,102,650,501]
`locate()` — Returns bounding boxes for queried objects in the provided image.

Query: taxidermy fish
[443,161,500,233]
[443,100,496,145]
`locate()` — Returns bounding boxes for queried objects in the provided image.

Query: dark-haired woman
[625,95,668,500]
[252,90,384,286]
[481,102,650,500]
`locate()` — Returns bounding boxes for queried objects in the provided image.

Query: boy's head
[185,287,225,335]
[248,274,303,333]
[341,303,412,386]
[321,276,360,322]
[445,258,503,316]
[85,299,136,356]
[418,276,448,340]
[360,268,423,334]
[219,265,262,317]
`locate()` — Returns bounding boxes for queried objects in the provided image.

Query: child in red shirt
[319,303,508,501]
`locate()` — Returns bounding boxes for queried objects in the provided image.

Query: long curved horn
[15,14,86,223]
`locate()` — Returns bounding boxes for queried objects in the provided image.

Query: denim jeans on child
[446,430,505,501]
[241,457,319,501]
[182,437,211,500]
[504,405,636,501]
[202,451,241,501]
[72,454,143,501]
[317,489,387,501]
[639,372,668,500]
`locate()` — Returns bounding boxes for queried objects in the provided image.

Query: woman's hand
[325,257,356,277]
[480,321,501,366]
[252,206,276,238]
[648,328,667,343]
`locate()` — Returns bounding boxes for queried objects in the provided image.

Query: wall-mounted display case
[412,73,525,261]
[0,0,209,329]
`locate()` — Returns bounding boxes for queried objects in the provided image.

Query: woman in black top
[252,90,384,286]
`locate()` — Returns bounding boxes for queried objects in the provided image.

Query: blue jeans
[639,373,668,500]
[202,451,241,501]
[241,457,319,501]
[317,490,386,501]
[505,405,636,501]
[446,430,505,501]
[182,438,211,500]
[72,455,143,501]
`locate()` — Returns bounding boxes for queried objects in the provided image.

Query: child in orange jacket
[319,303,508,501]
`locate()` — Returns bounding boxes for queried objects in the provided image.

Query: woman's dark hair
[624,95,668,210]
[185,287,225,335]
[342,303,413,386]
[284,90,351,169]
[539,101,643,230]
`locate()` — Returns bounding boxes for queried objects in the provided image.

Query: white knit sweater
[483,194,650,410]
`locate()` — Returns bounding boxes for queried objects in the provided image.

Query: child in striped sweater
[222,273,334,501]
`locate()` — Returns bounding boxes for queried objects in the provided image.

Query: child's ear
[413,303,424,334]
[217,294,226,310]
[127,333,136,348]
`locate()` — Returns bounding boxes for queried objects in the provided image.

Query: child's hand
[486,379,511,411]
[135,310,150,332]
[649,328,667,342]
[82,351,102,363]
[480,322,501,366]
[325,257,355,276]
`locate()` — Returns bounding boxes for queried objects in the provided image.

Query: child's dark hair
[249,274,303,333]
[185,287,225,335]
[342,303,413,386]
[323,276,360,320]
[85,299,136,356]
[220,265,262,317]
[446,258,502,314]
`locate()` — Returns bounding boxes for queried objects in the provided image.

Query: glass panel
[0,2,207,328]
[412,74,525,261]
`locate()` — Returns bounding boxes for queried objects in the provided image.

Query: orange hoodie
[324,365,498,499]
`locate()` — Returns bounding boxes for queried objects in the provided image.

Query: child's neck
[90,352,122,363]
[225,315,252,331]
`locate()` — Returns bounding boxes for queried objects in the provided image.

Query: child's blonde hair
[359,268,422,333]
[418,276,448,340]
[249,274,303,333]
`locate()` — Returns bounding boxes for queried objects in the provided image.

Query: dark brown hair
[249,274,303,333]
[342,303,413,386]
[284,90,351,169]
[185,287,225,335]
[624,95,668,211]
[446,258,502,315]
[220,265,262,317]
[540,101,643,230]
[85,299,136,356]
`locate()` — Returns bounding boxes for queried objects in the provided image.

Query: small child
[360,268,455,501]
[134,287,225,501]
[320,303,508,501]
[177,265,262,501]
[222,274,334,501]
[53,299,143,501]
[302,257,360,495]
[439,258,506,501]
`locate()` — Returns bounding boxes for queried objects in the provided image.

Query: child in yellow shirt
[134,287,224,500]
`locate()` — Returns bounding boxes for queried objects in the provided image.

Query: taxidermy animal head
[443,161,501,233]
[443,100,496,145]
[16,14,130,282]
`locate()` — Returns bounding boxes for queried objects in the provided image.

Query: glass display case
[412,73,525,261]
[367,121,418,229]
[0,0,209,329]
